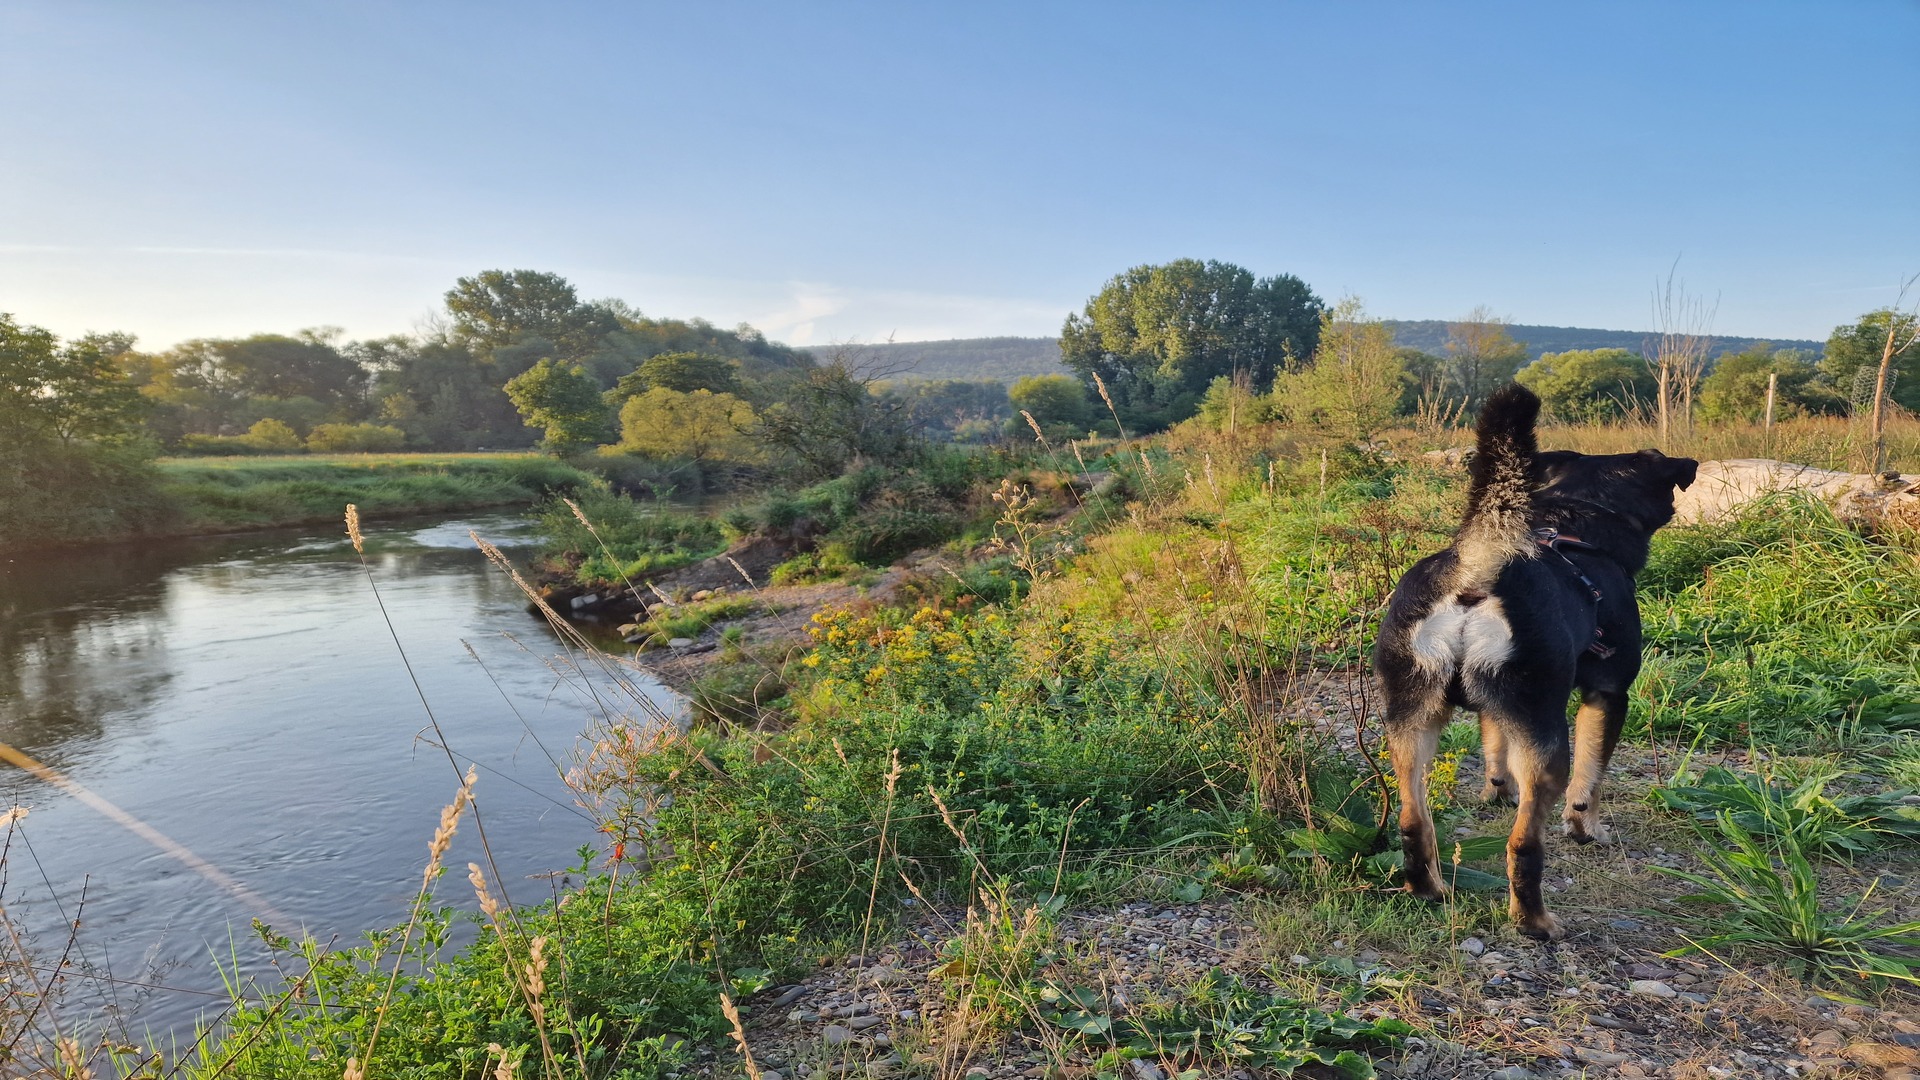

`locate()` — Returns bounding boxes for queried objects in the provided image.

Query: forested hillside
[1380,319,1824,360]
[809,322,1828,384]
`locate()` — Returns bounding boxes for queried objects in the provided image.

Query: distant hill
[804,337,1066,382]
[805,324,1826,383]
[1381,320,1824,361]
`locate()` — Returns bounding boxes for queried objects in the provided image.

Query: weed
[1655,811,1920,988]
[1653,761,1920,860]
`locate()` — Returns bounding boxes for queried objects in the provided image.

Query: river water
[0,513,679,1043]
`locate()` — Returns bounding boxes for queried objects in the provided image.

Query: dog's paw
[1563,814,1612,845]
[1481,778,1515,805]
[1406,879,1453,904]
[1515,911,1566,942]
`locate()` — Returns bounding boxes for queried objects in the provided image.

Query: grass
[158,452,599,532]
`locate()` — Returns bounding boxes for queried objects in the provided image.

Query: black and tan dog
[1374,384,1697,939]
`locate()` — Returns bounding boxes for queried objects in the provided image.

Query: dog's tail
[1452,383,1540,591]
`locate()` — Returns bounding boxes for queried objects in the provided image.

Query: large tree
[618,388,758,463]
[444,270,619,359]
[1059,259,1323,430]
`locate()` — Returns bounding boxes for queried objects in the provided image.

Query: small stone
[1487,1067,1537,1080]
[897,1009,917,1021]
[788,1008,817,1024]
[1459,936,1487,956]
[1128,1061,1165,1080]
[847,1014,883,1031]
[1290,954,1310,965]
[1357,949,1381,964]
[1678,991,1709,1004]
[864,964,906,986]
[1618,1066,1649,1078]
[692,589,712,601]
[1607,918,1642,931]
[1809,1030,1846,1048]
[1571,1046,1629,1065]
[771,985,808,1008]
[762,1073,784,1080]
[570,593,598,609]
[822,1024,855,1046]
[667,636,695,648]
[1629,980,1676,998]
[866,1055,903,1078]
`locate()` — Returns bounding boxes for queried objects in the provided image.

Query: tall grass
[158,454,597,531]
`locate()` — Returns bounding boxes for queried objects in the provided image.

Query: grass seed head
[344,504,364,554]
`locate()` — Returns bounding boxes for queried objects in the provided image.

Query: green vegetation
[158,453,596,532]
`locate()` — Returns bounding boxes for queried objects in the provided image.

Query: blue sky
[2,2,1915,349]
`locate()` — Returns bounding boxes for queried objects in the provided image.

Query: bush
[305,423,406,452]
[540,489,727,583]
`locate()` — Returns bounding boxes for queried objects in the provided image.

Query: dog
[1373,384,1697,940]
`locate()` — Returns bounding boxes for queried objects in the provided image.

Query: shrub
[306,422,406,452]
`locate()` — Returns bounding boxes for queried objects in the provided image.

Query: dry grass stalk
[718,991,762,1079]
[1092,371,1129,440]
[724,555,757,589]
[344,503,364,554]
[1020,410,1048,446]
[486,1042,521,1080]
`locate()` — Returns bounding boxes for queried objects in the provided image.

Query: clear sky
[2,2,1915,350]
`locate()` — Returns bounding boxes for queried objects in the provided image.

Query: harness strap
[1533,527,1616,658]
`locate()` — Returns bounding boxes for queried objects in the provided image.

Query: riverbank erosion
[0,452,597,554]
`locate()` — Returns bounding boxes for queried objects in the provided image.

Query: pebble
[821,1024,855,1046]
[667,637,695,648]
[1618,1066,1649,1078]
[1571,1046,1629,1065]
[1128,1060,1165,1080]
[770,985,808,1008]
[1459,936,1487,956]
[847,1014,883,1031]
[1487,1067,1538,1080]
[1608,918,1643,931]
[1629,980,1677,998]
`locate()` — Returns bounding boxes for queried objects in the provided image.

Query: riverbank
[0,452,598,555]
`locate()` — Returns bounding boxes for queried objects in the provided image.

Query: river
[0,512,679,1045]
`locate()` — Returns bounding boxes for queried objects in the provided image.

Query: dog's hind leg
[1500,721,1571,941]
[1564,688,1628,844]
[1387,695,1454,903]
[1479,713,1514,804]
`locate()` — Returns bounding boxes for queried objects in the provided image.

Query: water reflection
[0,513,676,1042]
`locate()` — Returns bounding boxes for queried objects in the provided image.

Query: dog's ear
[1667,456,1699,491]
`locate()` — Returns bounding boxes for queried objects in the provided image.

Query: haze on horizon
[2,1,1915,352]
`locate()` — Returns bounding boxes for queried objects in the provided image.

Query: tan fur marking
[1564,699,1611,842]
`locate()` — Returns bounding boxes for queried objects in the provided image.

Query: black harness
[1533,527,1617,659]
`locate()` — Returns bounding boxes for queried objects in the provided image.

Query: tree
[0,315,148,446]
[1059,259,1324,429]
[607,351,743,405]
[1007,374,1090,434]
[502,358,612,453]
[444,270,619,359]
[753,359,915,480]
[1823,300,1920,416]
[1271,299,1407,441]
[1515,348,1656,423]
[1697,345,1841,423]
[618,388,758,463]
[1445,306,1530,409]
[1644,263,1718,440]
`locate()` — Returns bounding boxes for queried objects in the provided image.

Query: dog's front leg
[1479,713,1514,804]
[1565,689,1628,844]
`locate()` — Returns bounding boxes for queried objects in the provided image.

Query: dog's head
[1535,448,1699,531]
